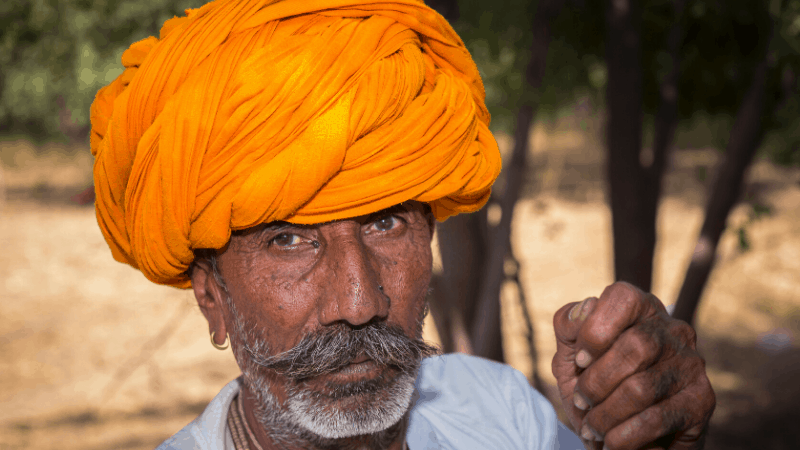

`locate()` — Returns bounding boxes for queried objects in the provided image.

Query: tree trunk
[434,212,485,354]
[672,41,774,325]
[426,0,477,355]
[469,0,566,362]
[605,0,652,291]
[643,0,686,288]
[470,105,533,361]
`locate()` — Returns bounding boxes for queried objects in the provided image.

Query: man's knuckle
[602,282,634,305]
[619,286,640,306]
[635,327,662,361]
[661,403,689,435]
[603,432,629,450]
[634,320,667,361]
[606,414,643,450]
[611,280,638,293]
[583,410,606,436]
[672,320,697,346]
[653,365,680,400]
[577,372,600,404]
[699,377,717,413]
[679,351,707,382]
[622,374,649,400]
[644,292,665,311]
[615,340,648,378]
[703,393,717,416]
[602,437,625,450]
[581,325,609,349]
[690,353,707,374]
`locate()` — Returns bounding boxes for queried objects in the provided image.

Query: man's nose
[317,234,389,327]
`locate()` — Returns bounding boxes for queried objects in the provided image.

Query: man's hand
[552,282,715,450]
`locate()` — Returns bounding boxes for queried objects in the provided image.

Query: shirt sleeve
[556,421,585,450]
[505,360,583,450]
[408,354,585,450]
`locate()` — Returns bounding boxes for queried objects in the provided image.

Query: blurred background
[1,0,799,449]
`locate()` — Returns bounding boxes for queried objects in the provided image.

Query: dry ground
[1,129,798,449]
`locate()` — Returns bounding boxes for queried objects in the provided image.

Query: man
[89,1,715,449]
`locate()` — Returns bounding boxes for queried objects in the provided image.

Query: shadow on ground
[702,337,800,450]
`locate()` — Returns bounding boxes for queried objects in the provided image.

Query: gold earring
[210,331,230,350]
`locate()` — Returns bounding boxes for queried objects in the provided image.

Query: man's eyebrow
[262,221,293,231]
[365,203,412,221]
[234,221,310,238]
[259,221,317,233]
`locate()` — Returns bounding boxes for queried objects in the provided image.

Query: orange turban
[90,0,501,288]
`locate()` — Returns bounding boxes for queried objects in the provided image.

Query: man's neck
[239,384,408,450]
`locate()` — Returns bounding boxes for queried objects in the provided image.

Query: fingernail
[569,301,583,321]
[580,424,601,441]
[570,297,596,322]
[575,349,592,368]
[573,391,590,411]
[580,424,593,441]
[578,296,596,321]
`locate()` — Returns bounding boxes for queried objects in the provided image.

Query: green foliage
[454,0,606,132]
[736,200,773,252]
[737,226,751,252]
[452,1,533,132]
[762,0,800,166]
[0,0,204,143]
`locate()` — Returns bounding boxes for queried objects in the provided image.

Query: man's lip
[350,354,370,364]
[328,359,382,379]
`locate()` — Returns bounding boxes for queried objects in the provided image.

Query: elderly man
[89,0,715,449]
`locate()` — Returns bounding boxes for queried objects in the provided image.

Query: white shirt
[156,353,584,449]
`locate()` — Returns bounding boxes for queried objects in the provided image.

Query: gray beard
[243,359,411,450]
[227,298,425,450]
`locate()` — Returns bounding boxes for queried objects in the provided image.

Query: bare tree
[642,0,686,288]
[434,0,565,369]
[605,0,652,290]
[673,21,777,325]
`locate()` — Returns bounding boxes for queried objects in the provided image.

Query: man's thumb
[553,296,597,345]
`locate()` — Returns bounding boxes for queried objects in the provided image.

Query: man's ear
[189,258,229,343]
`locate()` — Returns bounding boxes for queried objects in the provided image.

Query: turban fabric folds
[90,0,501,288]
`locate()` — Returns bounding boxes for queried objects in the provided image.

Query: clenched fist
[552,282,715,450]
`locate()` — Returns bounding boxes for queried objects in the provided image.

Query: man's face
[205,202,437,442]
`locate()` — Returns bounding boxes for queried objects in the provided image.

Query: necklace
[238,394,267,450]
[227,394,251,450]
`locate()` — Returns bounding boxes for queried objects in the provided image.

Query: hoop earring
[210,331,230,350]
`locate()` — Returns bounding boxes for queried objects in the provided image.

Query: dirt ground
[1,130,798,449]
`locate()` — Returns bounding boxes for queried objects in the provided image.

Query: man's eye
[371,216,400,232]
[271,233,301,247]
